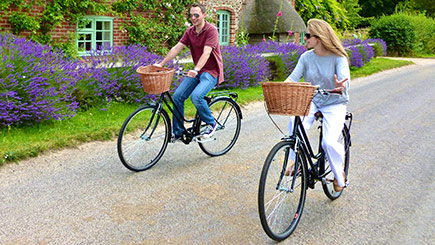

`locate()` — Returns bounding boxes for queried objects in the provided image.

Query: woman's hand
[333,74,348,92]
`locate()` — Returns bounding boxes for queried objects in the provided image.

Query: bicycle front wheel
[321,124,350,200]
[198,97,241,156]
[258,140,307,241]
[117,105,170,172]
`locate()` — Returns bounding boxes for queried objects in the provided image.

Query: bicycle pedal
[193,136,216,143]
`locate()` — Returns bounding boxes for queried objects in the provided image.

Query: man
[156,3,224,142]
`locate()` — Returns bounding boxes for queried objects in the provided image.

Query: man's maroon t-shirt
[180,22,224,84]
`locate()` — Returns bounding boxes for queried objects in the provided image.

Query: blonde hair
[307,19,349,65]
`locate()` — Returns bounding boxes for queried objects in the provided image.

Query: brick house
[0,0,301,56]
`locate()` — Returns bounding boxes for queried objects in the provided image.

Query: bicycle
[117,65,243,172]
[258,82,353,241]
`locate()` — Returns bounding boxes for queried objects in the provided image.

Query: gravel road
[1,58,434,244]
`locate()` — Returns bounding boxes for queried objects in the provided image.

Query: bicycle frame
[149,90,241,143]
[289,116,323,178]
[287,112,353,190]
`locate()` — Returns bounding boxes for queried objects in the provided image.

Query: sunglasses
[305,33,318,39]
[188,13,201,18]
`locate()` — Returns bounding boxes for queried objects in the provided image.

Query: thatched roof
[240,0,306,34]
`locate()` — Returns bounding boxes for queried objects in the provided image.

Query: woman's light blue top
[287,50,350,107]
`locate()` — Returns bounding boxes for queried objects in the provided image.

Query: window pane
[96,32,102,40]
[104,22,110,30]
[78,34,92,41]
[104,32,110,40]
[96,21,102,30]
[86,42,91,51]
[78,42,85,50]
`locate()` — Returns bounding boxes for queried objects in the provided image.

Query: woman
[284,19,350,191]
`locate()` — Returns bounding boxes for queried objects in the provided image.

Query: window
[77,16,113,56]
[300,32,306,45]
[216,10,230,46]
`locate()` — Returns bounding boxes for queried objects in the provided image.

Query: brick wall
[1,1,300,49]
[0,1,130,46]
[200,0,247,45]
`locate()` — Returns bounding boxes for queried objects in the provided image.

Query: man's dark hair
[190,3,206,13]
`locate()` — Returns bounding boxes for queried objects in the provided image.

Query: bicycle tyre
[258,140,307,241]
[117,105,170,172]
[321,124,350,200]
[198,97,241,156]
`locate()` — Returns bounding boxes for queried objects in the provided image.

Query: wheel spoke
[199,98,241,156]
[259,141,306,241]
[117,106,170,172]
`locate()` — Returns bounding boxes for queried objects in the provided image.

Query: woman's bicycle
[258,82,352,241]
[117,65,242,172]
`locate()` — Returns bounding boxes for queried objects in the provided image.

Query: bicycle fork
[141,103,163,141]
[276,139,300,193]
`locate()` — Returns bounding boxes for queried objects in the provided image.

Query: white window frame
[76,16,113,56]
[217,10,230,46]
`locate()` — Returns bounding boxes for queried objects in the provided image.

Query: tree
[359,0,406,18]
[412,0,435,16]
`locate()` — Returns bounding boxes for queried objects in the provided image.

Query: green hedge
[369,13,435,56]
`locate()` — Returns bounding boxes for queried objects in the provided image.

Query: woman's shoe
[333,172,346,192]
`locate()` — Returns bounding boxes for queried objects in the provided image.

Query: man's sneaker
[200,123,217,139]
[170,135,182,143]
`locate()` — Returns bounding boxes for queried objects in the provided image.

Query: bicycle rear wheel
[258,140,307,241]
[117,105,170,172]
[321,124,350,200]
[198,97,241,156]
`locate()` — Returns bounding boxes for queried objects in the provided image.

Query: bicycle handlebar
[316,87,343,95]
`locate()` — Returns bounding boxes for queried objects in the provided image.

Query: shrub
[219,45,270,89]
[365,38,387,56]
[369,14,416,56]
[218,41,305,88]
[402,13,435,54]
[0,32,79,127]
[243,40,306,77]
[342,38,375,67]
[76,44,183,107]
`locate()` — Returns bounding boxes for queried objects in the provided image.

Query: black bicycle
[258,82,352,241]
[117,68,243,172]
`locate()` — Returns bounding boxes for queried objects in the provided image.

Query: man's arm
[194,45,213,71]
[186,45,213,77]
[157,42,186,66]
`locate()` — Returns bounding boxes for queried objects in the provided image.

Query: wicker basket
[262,82,317,116]
[137,65,175,94]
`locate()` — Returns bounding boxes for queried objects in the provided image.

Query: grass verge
[0,57,414,165]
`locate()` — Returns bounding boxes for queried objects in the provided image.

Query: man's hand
[187,70,198,78]
[333,74,348,92]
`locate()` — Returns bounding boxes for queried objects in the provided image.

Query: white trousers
[288,102,347,187]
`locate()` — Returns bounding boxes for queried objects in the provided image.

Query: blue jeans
[172,72,218,136]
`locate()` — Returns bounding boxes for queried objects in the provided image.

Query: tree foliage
[112,0,195,54]
[295,0,364,31]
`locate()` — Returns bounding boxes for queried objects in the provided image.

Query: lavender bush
[237,41,306,75]
[365,38,388,56]
[183,40,305,89]
[0,33,79,126]
[4,32,374,127]
[343,38,375,68]
[76,44,183,107]
[219,45,270,89]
